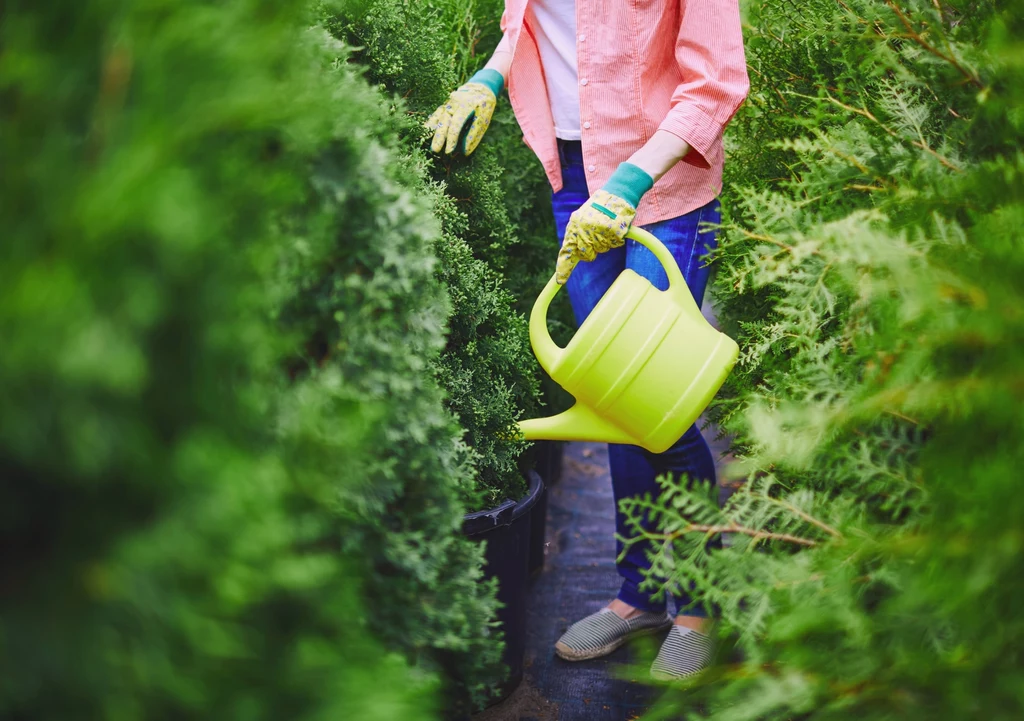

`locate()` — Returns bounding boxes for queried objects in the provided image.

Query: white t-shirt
[526,0,581,140]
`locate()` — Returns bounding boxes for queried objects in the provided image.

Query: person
[426,0,748,680]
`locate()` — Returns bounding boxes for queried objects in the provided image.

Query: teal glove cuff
[469,68,505,98]
[602,162,654,208]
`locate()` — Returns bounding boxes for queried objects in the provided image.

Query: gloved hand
[555,162,655,285]
[425,68,504,156]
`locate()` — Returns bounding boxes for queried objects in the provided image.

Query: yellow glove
[555,163,655,285]
[425,69,503,156]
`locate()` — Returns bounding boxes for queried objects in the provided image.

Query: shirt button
[580,78,589,86]
[583,121,591,129]
[578,33,587,42]
[588,164,596,172]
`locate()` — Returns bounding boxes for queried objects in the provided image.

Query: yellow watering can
[518,226,739,454]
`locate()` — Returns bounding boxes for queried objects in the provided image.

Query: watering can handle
[529,225,702,376]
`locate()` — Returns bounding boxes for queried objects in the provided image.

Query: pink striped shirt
[496,0,749,225]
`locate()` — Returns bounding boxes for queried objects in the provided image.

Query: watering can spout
[518,403,636,446]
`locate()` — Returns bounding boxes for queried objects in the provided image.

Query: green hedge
[627,1,1024,718]
[275,36,505,709]
[323,0,576,481]
[1,0,505,715]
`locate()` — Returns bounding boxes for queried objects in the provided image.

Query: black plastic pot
[534,439,565,487]
[462,470,544,705]
[526,441,563,577]
[527,481,549,578]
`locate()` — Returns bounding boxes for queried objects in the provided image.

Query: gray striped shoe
[554,608,672,661]
[649,625,714,680]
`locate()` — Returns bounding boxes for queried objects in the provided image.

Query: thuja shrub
[275,35,504,707]
[468,0,580,407]
[625,2,1024,720]
[322,0,561,508]
[0,0,439,718]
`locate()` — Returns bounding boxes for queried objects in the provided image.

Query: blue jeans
[552,140,719,616]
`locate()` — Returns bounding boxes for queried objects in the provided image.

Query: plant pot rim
[462,470,543,537]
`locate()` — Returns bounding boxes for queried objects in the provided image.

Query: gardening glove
[425,68,504,156]
[555,162,655,285]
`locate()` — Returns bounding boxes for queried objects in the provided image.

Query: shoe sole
[554,621,673,661]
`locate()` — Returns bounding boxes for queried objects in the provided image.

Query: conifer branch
[644,524,819,548]
[746,64,791,108]
[825,148,871,175]
[745,493,844,539]
[88,43,134,161]
[772,573,823,589]
[795,90,962,172]
[883,1,983,89]
[737,228,819,257]
[884,409,920,425]
[823,148,896,192]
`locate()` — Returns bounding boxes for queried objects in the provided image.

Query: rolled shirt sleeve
[657,0,750,169]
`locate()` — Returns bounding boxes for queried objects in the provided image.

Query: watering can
[517,226,739,454]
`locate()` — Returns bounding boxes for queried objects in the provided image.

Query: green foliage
[275,36,503,707]
[627,1,1024,719]
[321,0,552,508]
[1,0,505,715]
